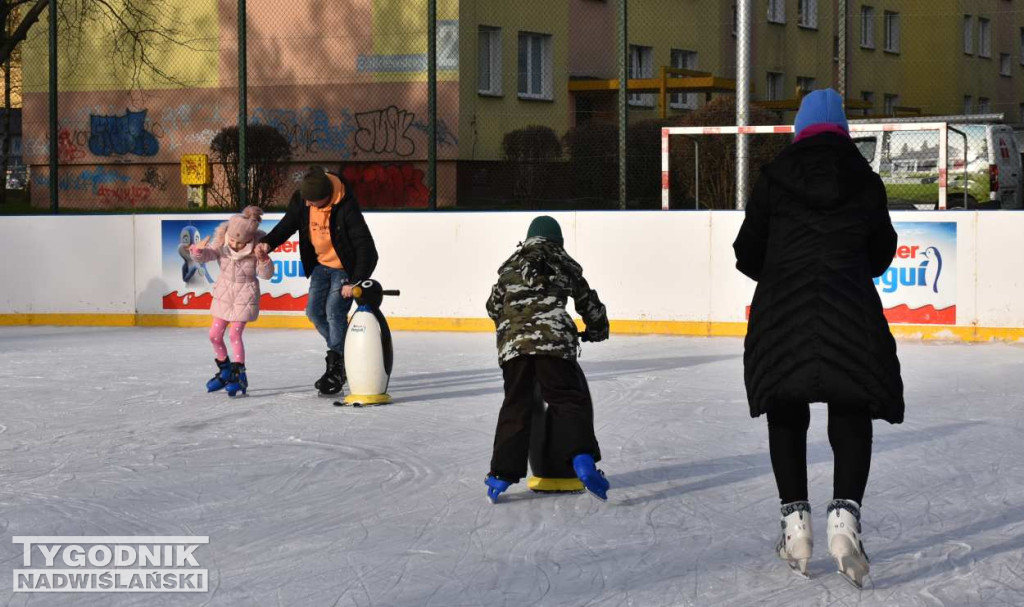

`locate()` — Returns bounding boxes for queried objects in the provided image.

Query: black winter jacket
[733,133,904,423]
[261,184,378,283]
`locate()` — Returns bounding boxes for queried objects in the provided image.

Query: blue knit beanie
[794,89,849,139]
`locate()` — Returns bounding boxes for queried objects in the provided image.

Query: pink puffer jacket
[190,223,274,322]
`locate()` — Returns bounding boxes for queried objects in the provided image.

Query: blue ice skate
[206,358,232,392]
[573,454,609,501]
[485,475,512,504]
[225,363,248,397]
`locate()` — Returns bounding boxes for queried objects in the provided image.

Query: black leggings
[767,403,873,505]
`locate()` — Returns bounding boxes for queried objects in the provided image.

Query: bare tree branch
[0,0,46,66]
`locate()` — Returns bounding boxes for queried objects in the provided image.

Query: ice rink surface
[1,326,1023,606]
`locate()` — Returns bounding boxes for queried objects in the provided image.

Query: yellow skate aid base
[528,476,584,493]
[343,393,393,407]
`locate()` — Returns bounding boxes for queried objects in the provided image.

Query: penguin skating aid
[333,280,399,407]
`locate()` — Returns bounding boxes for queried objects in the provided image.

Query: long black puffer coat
[733,132,905,423]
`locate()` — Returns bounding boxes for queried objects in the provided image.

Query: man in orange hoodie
[258,166,379,395]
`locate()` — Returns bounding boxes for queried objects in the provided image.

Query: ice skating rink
[1,326,1023,606]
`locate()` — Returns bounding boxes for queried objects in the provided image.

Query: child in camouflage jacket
[484,216,611,503]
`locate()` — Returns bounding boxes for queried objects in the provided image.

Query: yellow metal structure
[180,154,211,186]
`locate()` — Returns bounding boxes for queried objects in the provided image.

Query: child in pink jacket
[190,206,275,396]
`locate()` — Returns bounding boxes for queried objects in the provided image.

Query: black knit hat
[526,216,563,245]
[300,166,333,202]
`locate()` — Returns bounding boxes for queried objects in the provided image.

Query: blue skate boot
[573,454,609,501]
[225,362,248,397]
[485,475,512,504]
[206,358,232,392]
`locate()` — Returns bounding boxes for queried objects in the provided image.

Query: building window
[978,97,991,114]
[884,93,899,116]
[884,11,900,53]
[1001,54,1012,77]
[1020,28,1024,65]
[1019,103,1024,123]
[964,95,973,115]
[670,49,699,110]
[798,0,818,29]
[861,91,874,116]
[478,27,502,96]
[767,0,786,24]
[963,16,973,55]
[979,18,991,58]
[860,6,875,49]
[628,45,655,107]
[732,4,738,36]
[518,32,553,100]
[767,72,785,101]
[797,76,816,95]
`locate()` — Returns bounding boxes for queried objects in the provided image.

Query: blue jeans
[306,265,353,354]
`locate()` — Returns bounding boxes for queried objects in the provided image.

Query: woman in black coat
[733,89,904,587]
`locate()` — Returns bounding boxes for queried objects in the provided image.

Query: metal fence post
[838,0,847,99]
[427,0,437,211]
[48,0,58,213]
[735,0,751,210]
[618,0,628,210]
[237,0,247,209]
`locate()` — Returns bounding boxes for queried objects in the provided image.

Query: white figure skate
[777,501,813,578]
[827,499,870,588]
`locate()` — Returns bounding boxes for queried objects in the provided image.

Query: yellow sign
[181,154,211,185]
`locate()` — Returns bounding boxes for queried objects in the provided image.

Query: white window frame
[884,11,900,53]
[796,76,816,95]
[860,6,875,49]
[963,15,973,55]
[517,32,553,101]
[798,0,818,29]
[628,45,655,108]
[670,49,699,110]
[964,95,974,115]
[979,18,991,58]
[1001,53,1012,77]
[884,93,899,116]
[978,97,991,114]
[767,72,785,102]
[478,26,502,96]
[767,0,786,25]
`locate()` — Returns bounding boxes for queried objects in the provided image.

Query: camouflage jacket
[486,237,609,365]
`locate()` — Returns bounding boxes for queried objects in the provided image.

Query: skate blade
[784,558,810,579]
[836,556,868,589]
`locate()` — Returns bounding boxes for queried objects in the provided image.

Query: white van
[852,124,1023,210]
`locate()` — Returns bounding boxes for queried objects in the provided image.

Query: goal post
[661,122,953,211]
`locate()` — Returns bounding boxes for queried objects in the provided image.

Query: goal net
[660,122,974,211]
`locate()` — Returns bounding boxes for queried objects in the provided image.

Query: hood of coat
[500,237,582,287]
[762,133,875,208]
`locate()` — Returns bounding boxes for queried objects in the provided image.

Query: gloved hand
[581,322,609,343]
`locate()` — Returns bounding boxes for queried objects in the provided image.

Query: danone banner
[875,222,957,324]
[160,219,309,313]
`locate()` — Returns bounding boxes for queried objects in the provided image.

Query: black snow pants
[489,355,601,482]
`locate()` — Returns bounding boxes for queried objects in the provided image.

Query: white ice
[1,326,1023,606]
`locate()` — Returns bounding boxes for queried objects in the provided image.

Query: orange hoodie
[307,174,345,269]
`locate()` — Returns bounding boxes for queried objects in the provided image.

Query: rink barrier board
[3,314,1024,343]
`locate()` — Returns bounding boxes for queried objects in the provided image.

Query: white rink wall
[1,211,1023,337]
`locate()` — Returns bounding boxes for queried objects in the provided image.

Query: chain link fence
[3,0,1023,214]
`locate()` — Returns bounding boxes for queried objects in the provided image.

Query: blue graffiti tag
[89,110,160,157]
[31,166,132,192]
[250,107,357,158]
[411,118,458,148]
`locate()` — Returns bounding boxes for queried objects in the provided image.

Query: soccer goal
[660,122,971,211]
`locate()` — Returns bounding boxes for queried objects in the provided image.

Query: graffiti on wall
[88,110,160,157]
[30,164,174,208]
[341,163,429,208]
[250,107,357,158]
